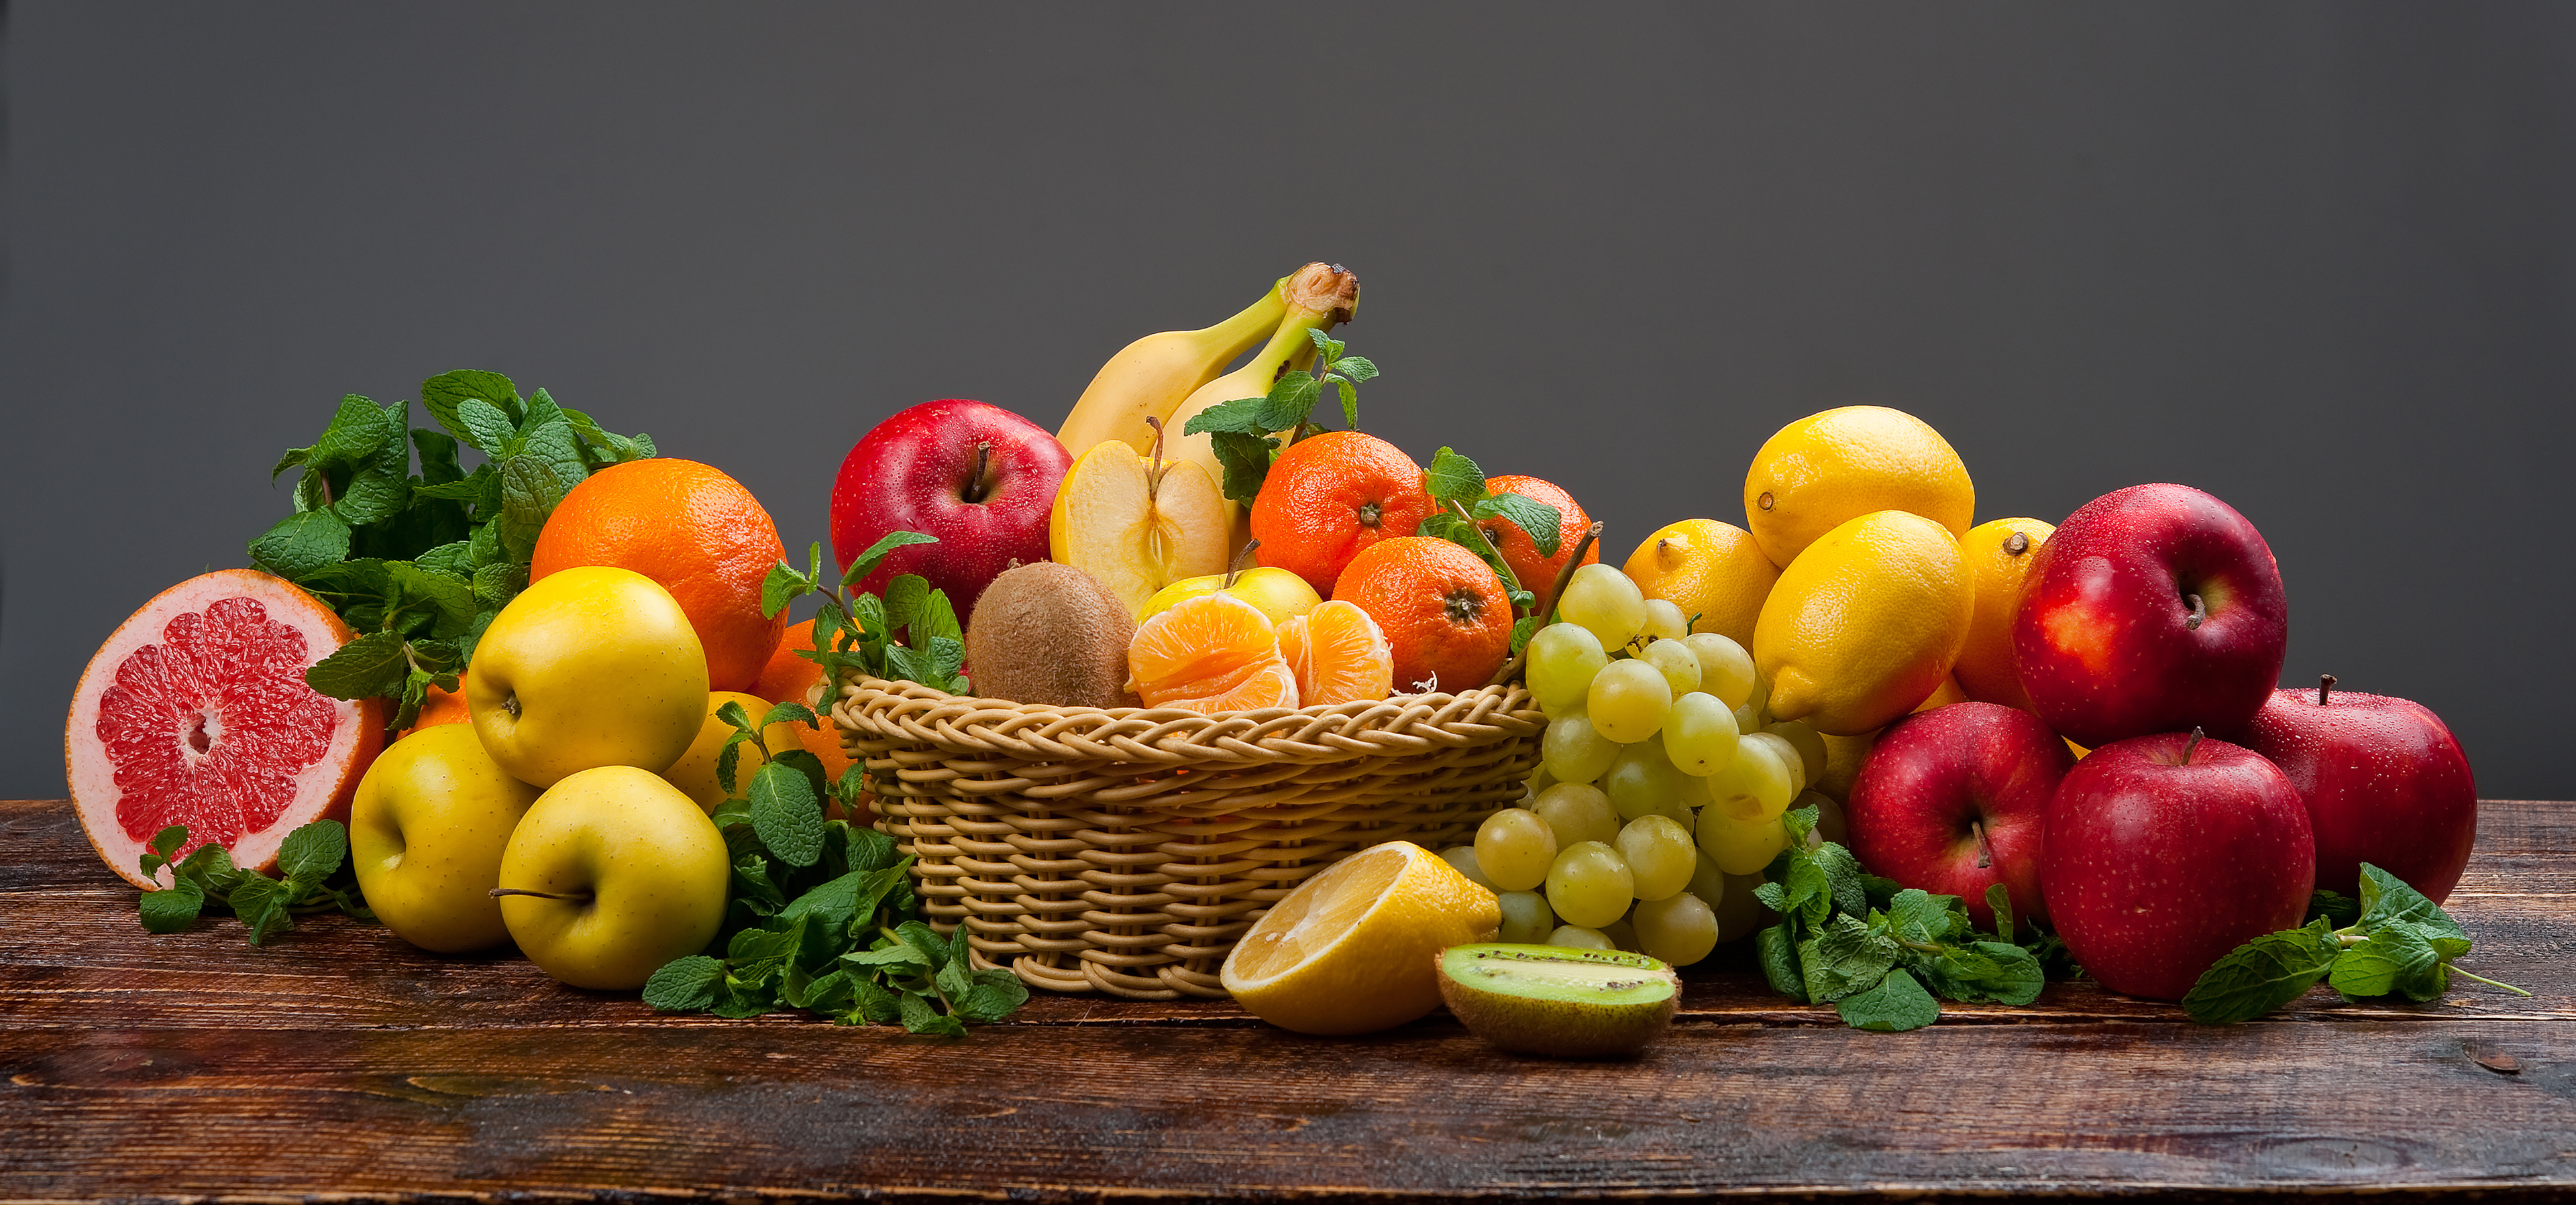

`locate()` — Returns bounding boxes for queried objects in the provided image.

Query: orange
[1249,431,1435,597]
[1953,517,2056,713]
[531,459,787,693]
[1478,475,1598,614]
[753,619,857,787]
[1330,536,1513,694]
[1277,600,1395,705]
[402,674,471,737]
[1127,593,1301,713]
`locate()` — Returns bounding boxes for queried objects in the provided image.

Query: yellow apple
[348,723,543,953]
[1049,437,1230,616]
[468,566,708,788]
[493,765,731,990]
[1137,566,1321,626]
[660,691,804,811]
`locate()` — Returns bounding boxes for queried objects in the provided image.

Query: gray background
[5,4,2570,798]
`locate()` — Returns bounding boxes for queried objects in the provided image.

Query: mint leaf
[1799,912,1901,1002]
[762,561,811,620]
[954,971,1030,1023]
[898,990,969,1038]
[2330,922,2444,1000]
[2356,864,2463,941]
[249,509,353,579]
[1836,968,1940,1032]
[2183,919,2339,1023]
[1472,491,1563,557]
[913,589,963,646]
[1986,884,2017,940]
[336,466,410,526]
[841,530,938,588]
[1965,941,2045,1006]
[387,563,478,637]
[420,369,519,441]
[276,821,346,883]
[496,455,566,561]
[1180,394,1278,439]
[306,632,411,699]
[748,760,825,868]
[453,398,519,455]
[1422,447,1485,506]
[1206,431,1280,505]
[643,955,725,1012]
[1333,355,1378,384]
[2306,888,2361,927]
[138,881,207,933]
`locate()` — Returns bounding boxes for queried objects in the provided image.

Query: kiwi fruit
[1436,943,1680,1058]
[963,562,1136,709]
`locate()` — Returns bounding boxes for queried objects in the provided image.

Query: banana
[1161,263,1360,544]
[1055,279,1291,461]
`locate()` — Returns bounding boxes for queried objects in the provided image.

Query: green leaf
[138,881,207,933]
[1965,941,2046,1007]
[1754,923,1807,1002]
[1334,378,1360,429]
[1884,889,1960,945]
[453,398,519,455]
[913,589,963,646]
[642,955,726,1012]
[845,825,900,874]
[413,428,464,484]
[884,575,929,635]
[249,509,354,580]
[1422,447,1486,506]
[387,563,477,637]
[412,540,474,576]
[2331,922,2445,1000]
[841,530,938,588]
[1811,842,1872,921]
[1334,355,1379,384]
[1472,492,1563,557]
[1837,968,1941,1032]
[1179,394,1278,439]
[934,955,975,1001]
[1509,614,1542,657]
[1266,372,1323,431]
[228,876,292,944]
[305,632,411,700]
[849,978,903,1025]
[1986,884,2017,940]
[470,561,526,611]
[1205,431,1279,506]
[496,455,566,561]
[2357,864,2464,941]
[311,394,398,470]
[420,370,519,441]
[270,446,314,482]
[898,990,969,1037]
[1799,913,1902,1002]
[954,970,1030,1023]
[276,821,346,884]
[844,943,932,973]
[335,466,410,526]
[2182,919,2340,1023]
[762,561,811,620]
[748,760,826,868]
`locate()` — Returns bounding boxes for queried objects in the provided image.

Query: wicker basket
[834,675,1546,1000]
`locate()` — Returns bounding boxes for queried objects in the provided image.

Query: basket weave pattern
[835,676,1545,1000]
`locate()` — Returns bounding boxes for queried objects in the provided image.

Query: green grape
[1440,845,1499,892]
[1732,699,1765,737]
[1599,915,1640,953]
[1524,760,1558,800]
[1638,637,1703,697]
[1524,623,1609,713]
[1639,597,1689,643]
[1586,658,1672,743]
[1559,563,1648,652]
[1548,924,1615,951]
[1542,712,1619,784]
[1803,790,1847,847]
[1662,691,1741,776]
[1685,851,1728,913]
[1703,738,1796,823]
[1544,840,1635,928]
[1698,805,1790,876]
[1741,731,1808,796]
[1767,720,1827,787]
[1529,782,1622,848]
[1539,690,1585,722]
[1602,740,1693,822]
[1615,815,1697,901]
[1682,633,1758,709]
[1633,891,1719,966]
[1497,890,1556,944]
[1474,807,1558,893]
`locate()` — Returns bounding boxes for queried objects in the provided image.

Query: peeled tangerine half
[1126,593,1299,713]
[66,569,386,889]
[1277,599,1395,706]
[1051,437,1231,618]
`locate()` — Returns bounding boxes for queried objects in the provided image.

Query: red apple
[2013,483,2288,748]
[829,400,1071,627]
[1845,701,2074,934]
[2241,674,2477,903]
[2042,730,2314,1000]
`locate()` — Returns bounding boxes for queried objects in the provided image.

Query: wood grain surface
[4,797,2571,1202]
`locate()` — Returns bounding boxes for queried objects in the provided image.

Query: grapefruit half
[66,569,387,889]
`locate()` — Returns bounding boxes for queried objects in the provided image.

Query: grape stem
[1486,521,1606,689]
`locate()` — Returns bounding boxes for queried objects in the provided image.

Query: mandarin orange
[531,459,787,693]
[1330,536,1513,693]
[1249,431,1434,597]
[1477,475,1597,614]
[1277,599,1395,705]
[1127,593,1300,713]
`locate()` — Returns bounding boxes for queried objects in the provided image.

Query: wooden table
[3,797,2570,1202]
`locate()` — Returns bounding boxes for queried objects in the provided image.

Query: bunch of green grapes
[1438,563,1845,967]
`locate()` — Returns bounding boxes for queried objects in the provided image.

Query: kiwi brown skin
[1436,943,1681,1058]
[963,562,1136,709]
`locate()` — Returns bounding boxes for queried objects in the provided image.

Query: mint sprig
[1752,806,2059,1032]
[1415,446,1562,658]
[135,821,372,944]
[641,693,1025,1034]
[758,532,971,700]
[257,371,655,733]
[1181,331,1379,506]
[2183,864,2528,1023]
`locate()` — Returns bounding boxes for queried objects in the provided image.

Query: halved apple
[1049,437,1230,618]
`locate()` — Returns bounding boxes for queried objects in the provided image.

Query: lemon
[1743,406,1974,567]
[1620,518,1780,650]
[1951,517,2055,712]
[1220,840,1501,1035]
[1752,510,1972,736]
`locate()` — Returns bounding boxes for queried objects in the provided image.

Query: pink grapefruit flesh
[66,569,386,890]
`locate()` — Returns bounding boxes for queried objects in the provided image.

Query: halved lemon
[1220,841,1501,1035]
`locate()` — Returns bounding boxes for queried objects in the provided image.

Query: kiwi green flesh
[1436,943,1680,1058]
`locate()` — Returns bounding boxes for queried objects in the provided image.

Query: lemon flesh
[1221,841,1500,1035]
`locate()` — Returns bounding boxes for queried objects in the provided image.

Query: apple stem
[1142,416,1168,495]
[488,888,594,903]
[961,443,994,505]
[2320,674,2337,706]
[2182,726,2205,765]
[1225,539,1259,589]
[1971,819,1994,869]
[2184,593,2207,630]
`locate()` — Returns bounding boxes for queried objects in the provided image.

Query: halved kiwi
[1436,943,1680,1057]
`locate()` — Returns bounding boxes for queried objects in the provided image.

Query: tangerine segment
[1279,600,1395,705]
[1477,475,1598,614]
[1157,659,1300,714]
[1331,536,1513,694]
[1127,593,1288,707]
[1250,431,1435,597]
